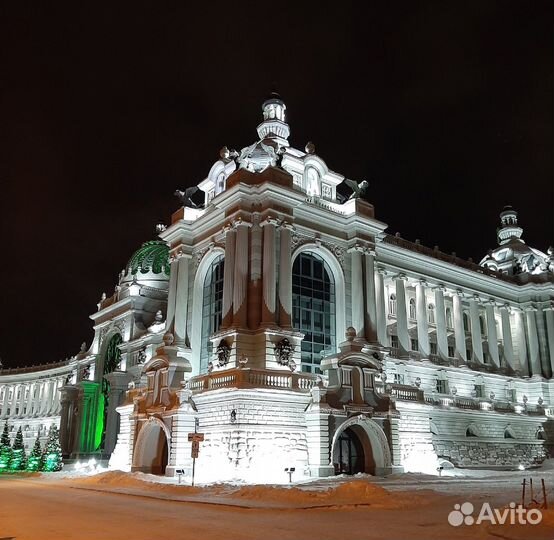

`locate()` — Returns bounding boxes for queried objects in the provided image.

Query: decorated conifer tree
[0,421,12,472]
[41,425,63,472]
[10,426,26,471]
[27,433,42,472]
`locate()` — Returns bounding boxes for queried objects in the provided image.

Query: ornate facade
[1,95,553,482]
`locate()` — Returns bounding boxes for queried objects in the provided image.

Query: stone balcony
[379,382,550,417]
[186,367,320,394]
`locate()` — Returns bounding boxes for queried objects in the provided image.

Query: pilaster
[415,279,430,357]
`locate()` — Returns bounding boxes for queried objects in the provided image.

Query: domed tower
[121,239,171,291]
[480,206,551,276]
[256,92,290,147]
[497,205,523,245]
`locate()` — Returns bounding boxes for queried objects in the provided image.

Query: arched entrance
[331,416,392,476]
[334,426,373,474]
[132,419,169,475]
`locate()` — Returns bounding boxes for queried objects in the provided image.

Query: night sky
[0,3,552,368]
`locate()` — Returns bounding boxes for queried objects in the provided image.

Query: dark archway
[333,426,376,475]
[133,421,169,475]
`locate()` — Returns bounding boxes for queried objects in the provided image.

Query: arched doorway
[331,417,391,476]
[333,425,376,475]
[133,420,169,475]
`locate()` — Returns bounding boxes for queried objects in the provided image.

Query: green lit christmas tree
[27,433,42,472]
[10,426,26,471]
[0,421,12,472]
[41,425,63,472]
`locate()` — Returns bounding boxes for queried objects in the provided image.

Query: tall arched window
[409,298,416,320]
[200,255,225,372]
[445,307,453,329]
[463,312,470,333]
[428,303,435,324]
[389,294,397,316]
[479,315,487,335]
[292,252,335,373]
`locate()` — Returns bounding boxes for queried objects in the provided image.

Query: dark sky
[0,2,552,368]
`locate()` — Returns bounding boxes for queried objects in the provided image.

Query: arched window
[445,307,453,329]
[389,294,397,316]
[292,252,336,373]
[200,255,225,372]
[409,298,416,320]
[463,312,470,332]
[504,426,516,439]
[428,303,435,324]
[479,315,487,336]
[466,424,479,437]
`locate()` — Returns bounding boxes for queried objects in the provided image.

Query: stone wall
[434,439,546,468]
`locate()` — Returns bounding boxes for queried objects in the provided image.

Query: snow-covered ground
[1,464,554,539]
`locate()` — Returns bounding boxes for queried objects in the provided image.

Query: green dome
[126,240,170,277]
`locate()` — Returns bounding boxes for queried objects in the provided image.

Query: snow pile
[233,480,407,507]
[64,471,425,509]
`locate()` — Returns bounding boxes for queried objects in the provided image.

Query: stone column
[248,219,263,329]
[364,250,378,343]
[544,305,554,378]
[58,385,81,457]
[514,308,529,375]
[469,295,484,363]
[17,384,26,416]
[350,246,365,338]
[261,218,278,325]
[434,286,448,360]
[1,384,9,416]
[485,300,500,367]
[233,221,250,328]
[104,371,133,456]
[306,386,335,477]
[221,226,236,328]
[375,268,388,346]
[453,290,467,362]
[165,255,179,337]
[394,274,410,354]
[174,255,191,346]
[526,307,541,377]
[278,223,293,329]
[415,279,430,357]
[500,304,515,371]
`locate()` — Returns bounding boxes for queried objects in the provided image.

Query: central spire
[497,205,523,245]
[256,92,290,146]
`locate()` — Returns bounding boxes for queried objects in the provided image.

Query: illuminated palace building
[1,96,554,481]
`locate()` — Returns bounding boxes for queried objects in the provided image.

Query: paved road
[0,476,551,540]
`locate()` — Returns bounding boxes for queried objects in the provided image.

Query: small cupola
[256,92,290,146]
[497,205,523,245]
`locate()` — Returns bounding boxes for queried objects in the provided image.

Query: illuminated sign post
[188,431,204,487]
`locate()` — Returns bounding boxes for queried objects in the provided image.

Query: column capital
[486,298,498,307]
[433,284,446,293]
[500,302,512,312]
[417,278,428,287]
[260,216,280,227]
[364,245,376,256]
[524,306,538,313]
[279,221,295,232]
[454,288,464,297]
[393,273,408,282]
[347,243,366,254]
[222,223,236,234]
[171,248,193,261]
[232,217,252,229]
[544,305,554,312]
[469,293,481,303]
[376,266,388,276]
